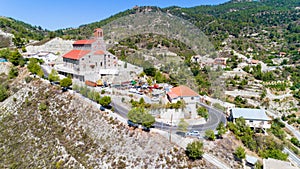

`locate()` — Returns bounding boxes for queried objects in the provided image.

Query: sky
[0,0,229,31]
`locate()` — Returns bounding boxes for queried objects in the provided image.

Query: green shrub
[234,146,246,160]
[99,96,111,107]
[0,85,9,102]
[185,141,204,160]
[205,130,216,141]
[39,102,48,111]
[197,106,208,120]
[8,66,18,79]
[25,76,33,83]
[291,137,300,147]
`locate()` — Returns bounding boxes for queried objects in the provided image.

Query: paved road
[266,110,300,141]
[203,154,231,169]
[284,121,300,141]
[192,102,227,132]
[41,65,50,78]
[283,147,300,167]
[112,99,226,132]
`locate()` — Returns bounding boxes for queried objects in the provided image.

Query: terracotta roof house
[279,52,287,57]
[250,59,259,64]
[55,28,118,82]
[214,57,227,65]
[167,85,199,104]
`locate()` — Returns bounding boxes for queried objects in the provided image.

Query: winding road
[111,99,227,132]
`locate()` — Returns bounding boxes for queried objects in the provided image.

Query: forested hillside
[55,0,300,60]
[0,17,49,48]
[1,0,299,56]
[0,17,47,40]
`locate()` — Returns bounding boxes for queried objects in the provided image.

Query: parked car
[166,121,177,126]
[151,97,160,102]
[50,81,60,85]
[129,88,137,93]
[100,106,105,111]
[62,87,68,92]
[127,120,139,128]
[185,130,200,137]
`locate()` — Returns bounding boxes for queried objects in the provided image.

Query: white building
[263,158,298,169]
[166,85,200,119]
[23,51,58,66]
[230,108,271,129]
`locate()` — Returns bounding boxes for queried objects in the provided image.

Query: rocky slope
[0,29,13,48]
[25,37,74,55]
[0,73,213,168]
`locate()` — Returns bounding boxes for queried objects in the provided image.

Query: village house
[214,57,227,65]
[247,59,259,65]
[23,51,58,66]
[263,158,298,169]
[279,52,287,57]
[55,28,119,82]
[166,85,199,104]
[229,108,271,129]
[155,85,201,125]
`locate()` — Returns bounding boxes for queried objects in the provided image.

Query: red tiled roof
[94,28,103,32]
[73,39,96,45]
[94,50,105,55]
[167,85,199,99]
[63,50,90,60]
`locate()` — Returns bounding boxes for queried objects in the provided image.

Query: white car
[166,121,177,126]
[129,88,137,93]
[185,130,200,137]
[151,97,160,102]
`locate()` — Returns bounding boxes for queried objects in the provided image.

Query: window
[108,55,110,58]
[191,97,194,100]
[100,62,102,67]
[89,55,90,58]
[249,120,253,122]
[82,58,84,61]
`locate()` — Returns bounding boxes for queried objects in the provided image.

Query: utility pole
[169,112,173,142]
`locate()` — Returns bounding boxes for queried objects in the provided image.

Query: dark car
[100,106,106,111]
[127,120,139,128]
[142,126,150,132]
[51,81,60,85]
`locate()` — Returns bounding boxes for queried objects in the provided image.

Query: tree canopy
[99,96,111,107]
[48,69,60,82]
[197,106,208,120]
[216,122,227,138]
[60,77,72,88]
[205,129,215,141]
[177,118,189,133]
[127,107,155,128]
[9,50,23,66]
[234,146,246,160]
[0,85,9,102]
[27,58,44,77]
[185,141,204,160]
